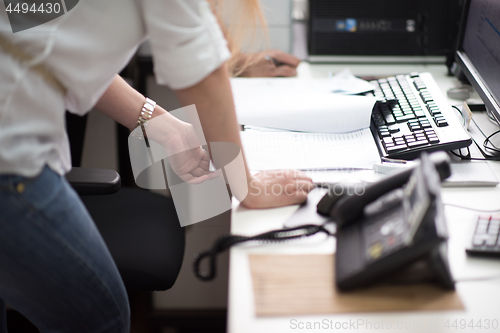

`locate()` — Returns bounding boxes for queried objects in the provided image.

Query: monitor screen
[456,0,500,120]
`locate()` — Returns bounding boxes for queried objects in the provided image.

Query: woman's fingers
[184,171,219,184]
[268,49,301,68]
[274,65,297,77]
[287,180,315,193]
[289,190,310,205]
[190,166,212,177]
[256,169,312,182]
[241,169,315,209]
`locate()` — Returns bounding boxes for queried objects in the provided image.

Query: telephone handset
[319,152,455,291]
[317,152,451,226]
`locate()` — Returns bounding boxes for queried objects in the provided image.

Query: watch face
[144,98,156,112]
[137,99,156,127]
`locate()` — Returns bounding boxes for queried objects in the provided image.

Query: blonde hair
[209,0,268,76]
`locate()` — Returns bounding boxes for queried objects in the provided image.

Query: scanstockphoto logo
[3,0,79,33]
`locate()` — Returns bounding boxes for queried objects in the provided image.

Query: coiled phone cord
[193,222,333,281]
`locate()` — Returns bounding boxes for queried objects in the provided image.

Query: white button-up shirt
[0,0,230,177]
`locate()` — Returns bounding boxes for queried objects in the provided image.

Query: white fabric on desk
[0,0,230,177]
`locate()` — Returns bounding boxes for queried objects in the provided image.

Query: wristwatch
[136,97,156,129]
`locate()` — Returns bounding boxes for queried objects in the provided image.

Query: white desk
[228,63,500,333]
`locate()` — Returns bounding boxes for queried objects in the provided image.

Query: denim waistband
[0,166,52,191]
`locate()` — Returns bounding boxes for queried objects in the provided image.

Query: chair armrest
[66,167,121,195]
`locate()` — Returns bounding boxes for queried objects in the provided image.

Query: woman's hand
[239,49,300,77]
[147,112,314,207]
[240,170,314,209]
[148,113,215,184]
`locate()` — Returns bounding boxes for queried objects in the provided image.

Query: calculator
[466,215,500,258]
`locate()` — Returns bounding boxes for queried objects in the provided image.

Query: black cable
[468,110,500,155]
[450,105,500,160]
[470,116,490,140]
[193,222,334,281]
[448,142,500,161]
[450,146,471,159]
[484,129,500,153]
[452,104,467,127]
[449,149,500,161]
[470,116,500,154]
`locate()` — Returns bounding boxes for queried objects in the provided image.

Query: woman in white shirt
[0,0,312,332]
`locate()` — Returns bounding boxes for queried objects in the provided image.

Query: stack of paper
[231,70,377,134]
[234,70,380,171]
[240,128,381,171]
[444,162,499,187]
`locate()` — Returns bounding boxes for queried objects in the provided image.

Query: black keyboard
[367,72,472,160]
[466,215,500,258]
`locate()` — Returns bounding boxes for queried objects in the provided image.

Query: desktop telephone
[319,152,456,291]
[317,152,451,225]
[193,153,455,291]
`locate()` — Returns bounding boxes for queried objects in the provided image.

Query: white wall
[262,0,293,52]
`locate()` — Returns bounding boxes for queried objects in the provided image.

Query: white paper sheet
[231,78,377,134]
[444,161,499,187]
[328,68,377,95]
[240,128,381,171]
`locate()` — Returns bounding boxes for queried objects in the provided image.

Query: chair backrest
[66,111,136,186]
[65,111,185,292]
[65,112,88,168]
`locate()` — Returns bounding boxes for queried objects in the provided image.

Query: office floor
[6,308,227,333]
[5,310,38,333]
[6,291,226,333]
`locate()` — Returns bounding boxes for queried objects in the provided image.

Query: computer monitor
[455,0,500,122]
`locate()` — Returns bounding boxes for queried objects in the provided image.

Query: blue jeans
[0,166,130,333]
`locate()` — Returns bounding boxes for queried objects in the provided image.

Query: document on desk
[231,78,377,133]
[444,161,499,187]
[240,128,381,170]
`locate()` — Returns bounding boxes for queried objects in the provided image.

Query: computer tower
[308,0,464,63]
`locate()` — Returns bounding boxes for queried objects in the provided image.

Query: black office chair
[65,112,185,292]
[63,74,185,333]
[68,170,185,291]
[65,111,185,333]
